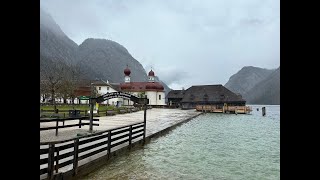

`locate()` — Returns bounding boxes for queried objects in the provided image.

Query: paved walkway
[40,108,202,142]
[40,108,202,179]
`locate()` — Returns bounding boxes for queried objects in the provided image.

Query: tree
[57,63,84,104]
[40,55,67,112]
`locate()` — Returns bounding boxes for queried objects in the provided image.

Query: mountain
[243,67,280,104]
[40,9,171,94]
[225,66,274,96]
[78,38,148,83]
[40,9,79,65]
[225,66,279,105]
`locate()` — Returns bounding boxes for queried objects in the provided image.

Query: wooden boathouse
[169,85,251,114]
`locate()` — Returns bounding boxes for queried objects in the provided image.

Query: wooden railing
[40,122,145,179]
[40,117,99,136]
[196,105,252,114]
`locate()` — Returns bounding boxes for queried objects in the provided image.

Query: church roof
[120,82,164,92]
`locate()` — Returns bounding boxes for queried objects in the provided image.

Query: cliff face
[225,66,279,105]
[225,66,274,96]
[77,38,148,83]
[40,9,171,94]
[243,67,280,105]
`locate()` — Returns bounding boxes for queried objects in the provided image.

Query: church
[40,66,166,107]
[119,66,166,106]
[94,66,166,106]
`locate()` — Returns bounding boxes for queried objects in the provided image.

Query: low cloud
[41,0,280,88]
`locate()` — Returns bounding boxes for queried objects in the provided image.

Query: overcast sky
[40,0,279,90]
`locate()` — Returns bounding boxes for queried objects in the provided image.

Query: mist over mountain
[225,66,274,96]
[243,67,280,104]
[40,8,171,94]
[40,9,79,65]
[225,66,279,105]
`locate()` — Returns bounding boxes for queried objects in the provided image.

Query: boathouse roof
[180,85,246,103]
[167,90,186,99]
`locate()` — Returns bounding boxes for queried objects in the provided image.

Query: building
[167,90,186,108]
[40,67,166,107]
[92,80,122,106]
[168,85,246,110]
[119,66,166,106]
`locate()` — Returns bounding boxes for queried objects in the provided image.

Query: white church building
[40,67,166,107]
[117,66,166,106]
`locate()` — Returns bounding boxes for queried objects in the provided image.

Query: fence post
[143,102,147,141]
[79,118,82,128]
[73,139,79,176]
[55,147,60,173]
[47,144,55,180]
[107,130,111,158]
[55,120,59,136]
[89,98,95,132]
[129,125,132,147]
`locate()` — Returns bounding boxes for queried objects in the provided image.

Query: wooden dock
[196,105,252,114]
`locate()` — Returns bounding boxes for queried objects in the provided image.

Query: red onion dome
[148,70,155,76]
[156,83,164,90]
[124,67,131,76]
[146,82,157,89]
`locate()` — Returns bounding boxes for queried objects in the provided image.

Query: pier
[195,105,252,114]
[40,109,202,179]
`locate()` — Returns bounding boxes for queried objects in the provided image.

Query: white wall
[122,92,140,106]
[156,91,166,105]
[145,91,155,105]
[95,85,122,105]
[146,91,166,105]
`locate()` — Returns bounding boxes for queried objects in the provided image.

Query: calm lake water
[80,105,280,180]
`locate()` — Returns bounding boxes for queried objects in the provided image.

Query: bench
[106,110,116,116]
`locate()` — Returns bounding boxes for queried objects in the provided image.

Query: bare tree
[40,55,67,112]
[57,63,81,104]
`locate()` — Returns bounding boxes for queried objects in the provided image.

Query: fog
[41,0,279,89]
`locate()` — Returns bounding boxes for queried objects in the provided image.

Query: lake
[80,105,280,180]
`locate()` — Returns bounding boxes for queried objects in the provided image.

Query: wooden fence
[196,105,252,114]
[40,117,99,136]
[40,122,145,179]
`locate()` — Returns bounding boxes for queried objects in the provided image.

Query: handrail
[40,121,145,178]
[40,121,144,145]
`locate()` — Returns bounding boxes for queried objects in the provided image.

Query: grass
[40,104,125,111]
[40,104,136,118]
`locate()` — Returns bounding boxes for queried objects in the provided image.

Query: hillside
[40,9,170,94]
[243,67,280,104]
[225,66,274,96]
[225,66,279,104]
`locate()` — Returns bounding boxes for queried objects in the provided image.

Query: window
[159,95,161,100]
[107,87,109,90]
[98,87,101,90]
